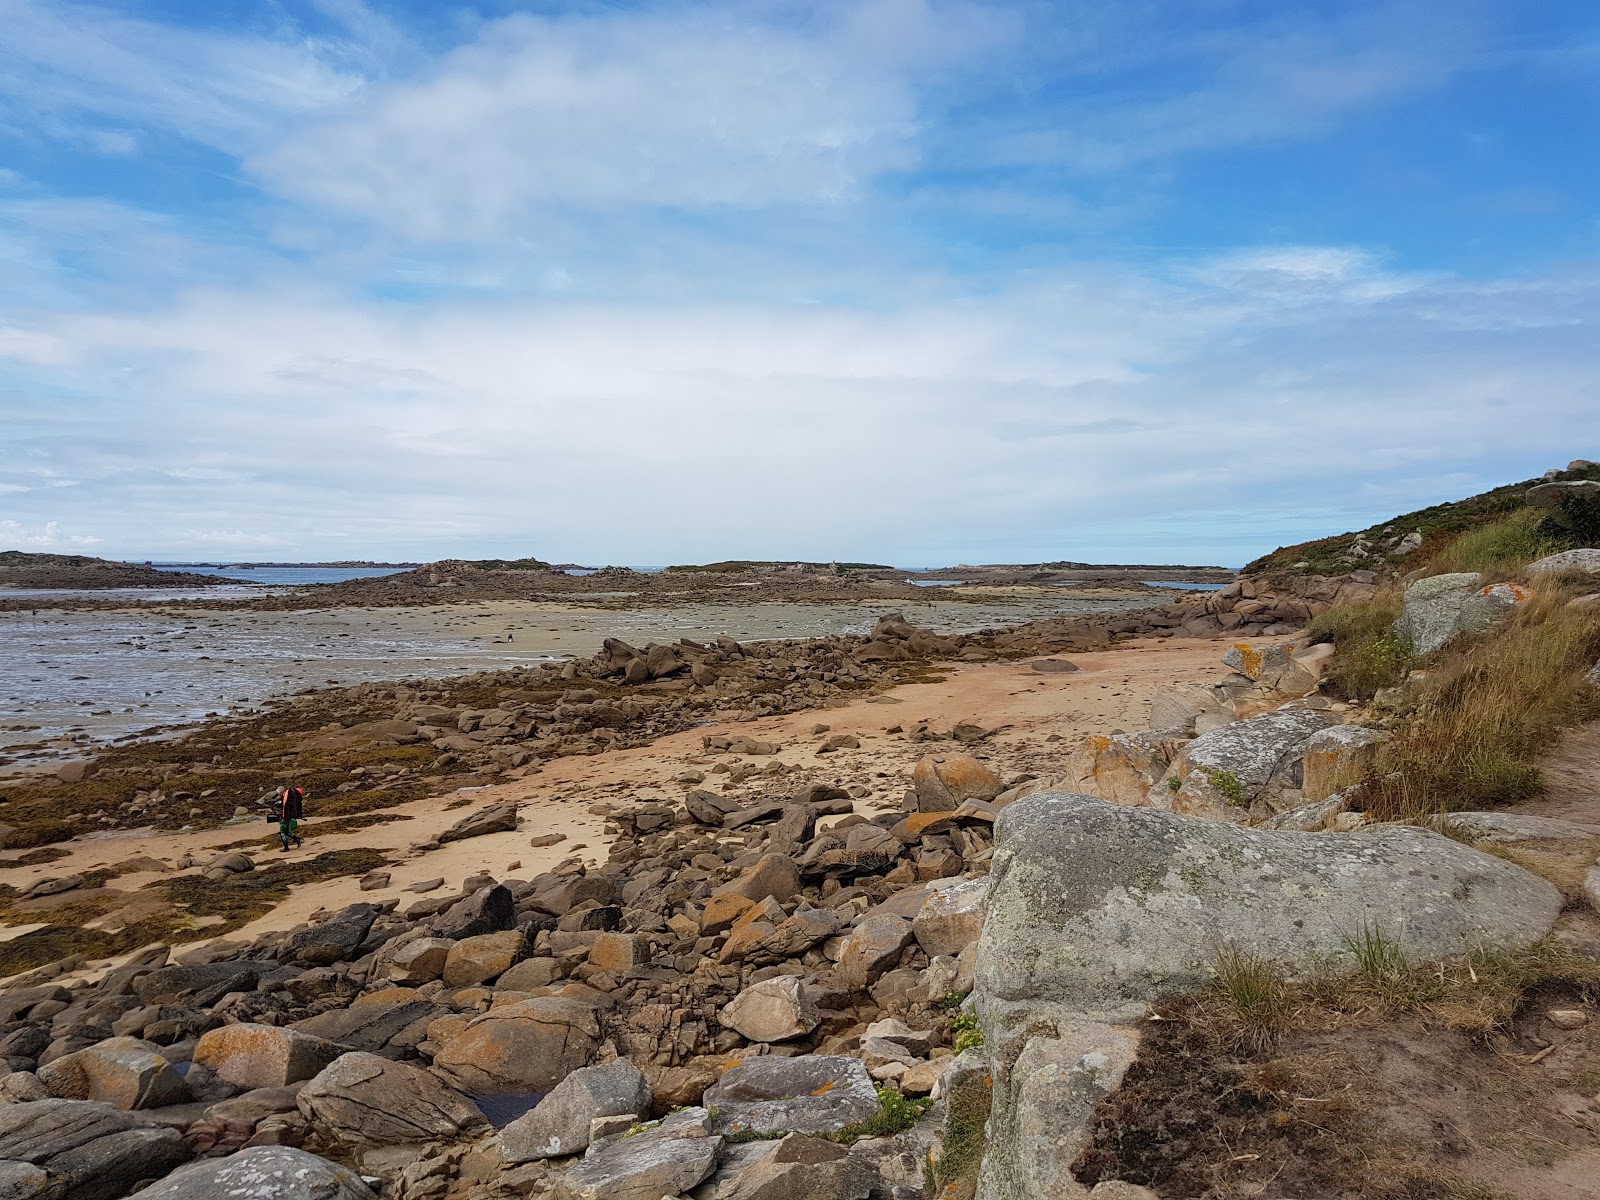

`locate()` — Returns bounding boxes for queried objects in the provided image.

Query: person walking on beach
[274,784,304,852]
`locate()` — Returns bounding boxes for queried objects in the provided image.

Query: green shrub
[1304,590,1412,700]
[950,1009,985,1053]
[1202,768,1246,806]
[1538,491,1600,546]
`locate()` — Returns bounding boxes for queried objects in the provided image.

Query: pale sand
[4,634,1258,980]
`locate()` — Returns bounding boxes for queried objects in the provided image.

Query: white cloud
[3,249,1595,564]
[0,520,101,548]
[248,1,994,237]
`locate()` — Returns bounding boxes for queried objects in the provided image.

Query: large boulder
[911,876,988,959]
[910,754,1002,813]
[431,884,517,939]
[280,903,380,966]
[973,792,1564,1200]
[1069,731,1190,807]
[35,1038,190,1110]
[497,1060,652,1162]
[833,913,913,989]
[712,855,802,905]
[298,1052,487,1150]
[1526,479,1600,510]
[1527,548,1600,579]
[134,962,269,1005]
[134,1146,376,1199]
[702,1133,873,1200]
[0,1098,191,1200]
[1167,704,1338,808]
[1393,572,1529,658]
[385,936,454,984]
[703,1057,879,1136]
[442,930,525,987]
[719,976,820,1044]
[432,997,600,1096]
[192,1023,345,1090]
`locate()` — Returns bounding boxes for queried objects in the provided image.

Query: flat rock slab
[551,1123,720,1200]
[703,1057,879,1136]
[134,1145,377,1199]
[297,1051,487,1150]
[1427,811,1600,844]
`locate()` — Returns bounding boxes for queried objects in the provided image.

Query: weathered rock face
[1527,479,1600,510]
[0,1098,191,1200]
[431,884,516,940]
[280,903,380,966]
[549,1111,721,1200]
[432,997,600,1095]
[719,976,820,1044]
[497,1059,652,1162]
[1302,725,1386,801]
[297,1052,488,1150]
[1393,572,1529,658]
[703,1057,880,1136]
[35,1037,190,1110]
[1527,548,1600,578]
[833,913,914,989]
[1168,704,1337,807]
[911,876,987,959]
[386,936,453,984]
[703,1133,873,1200]
[134,1146,378,1199]
[191,1023,344,1090]
[973,793,1565,1200]
[911,754,1002,812]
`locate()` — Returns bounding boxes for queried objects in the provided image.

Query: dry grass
[1425,509,1563,579]
[1211,947,1294,1047]
[1361,590,1600,818]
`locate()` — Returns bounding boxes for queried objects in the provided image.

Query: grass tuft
[1304,590,1412,700]
[1211,947,1292,1046]
[1425,509,1561,578]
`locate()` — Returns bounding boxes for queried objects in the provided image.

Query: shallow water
[0,592,1159,759]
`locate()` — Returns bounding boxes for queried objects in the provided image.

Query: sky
[2,0,1598,568]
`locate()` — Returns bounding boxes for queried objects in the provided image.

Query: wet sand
[5,635,1252,981]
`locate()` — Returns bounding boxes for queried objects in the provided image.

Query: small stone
[1546,1009,1588,1030]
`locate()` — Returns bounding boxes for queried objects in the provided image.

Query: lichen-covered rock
[911,754,1002,813]
[497,1060,651,1162]
[384,936,453,984]
[1169,704,1337,806]
[1393,572,1529,658]
[297,1052,487,1149]
[1301,725,1386,801]
[192,1024,344,1090]
[911,876,987,959]
[973,792,1565,1200]
[133,1146,376,1199]
[1068,730,1189,806]
[432,997,600,1096]
[703,1057,879,1136]
[702,1133,873,1200]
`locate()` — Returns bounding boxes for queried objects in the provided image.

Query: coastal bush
[950,1009,985,1053]
[1303,590,1410,700]
[1425,509,1560,577]
[1538,490,1600,546]
[1363,592,1600,817]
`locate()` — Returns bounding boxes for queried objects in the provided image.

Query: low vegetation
[1244,461,1600,575]
[1304,589,1410,700]
[1361,591,1600,818]
[1081,939,1600,1198]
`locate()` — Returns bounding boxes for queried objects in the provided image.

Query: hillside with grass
[1244,460,1600,576]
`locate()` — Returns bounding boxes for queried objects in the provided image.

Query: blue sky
[2,0,1597,566]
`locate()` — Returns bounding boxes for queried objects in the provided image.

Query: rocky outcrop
[432,997,601,1096]
[973,792,1565,1200]
[35,1038,190,1110]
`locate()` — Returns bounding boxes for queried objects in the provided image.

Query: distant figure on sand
[274,784,304,852]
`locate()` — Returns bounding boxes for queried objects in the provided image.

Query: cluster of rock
[0,738,1020,1198]
[1159,572,1380,638]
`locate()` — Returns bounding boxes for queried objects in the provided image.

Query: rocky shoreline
[0,561,1593,1200]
